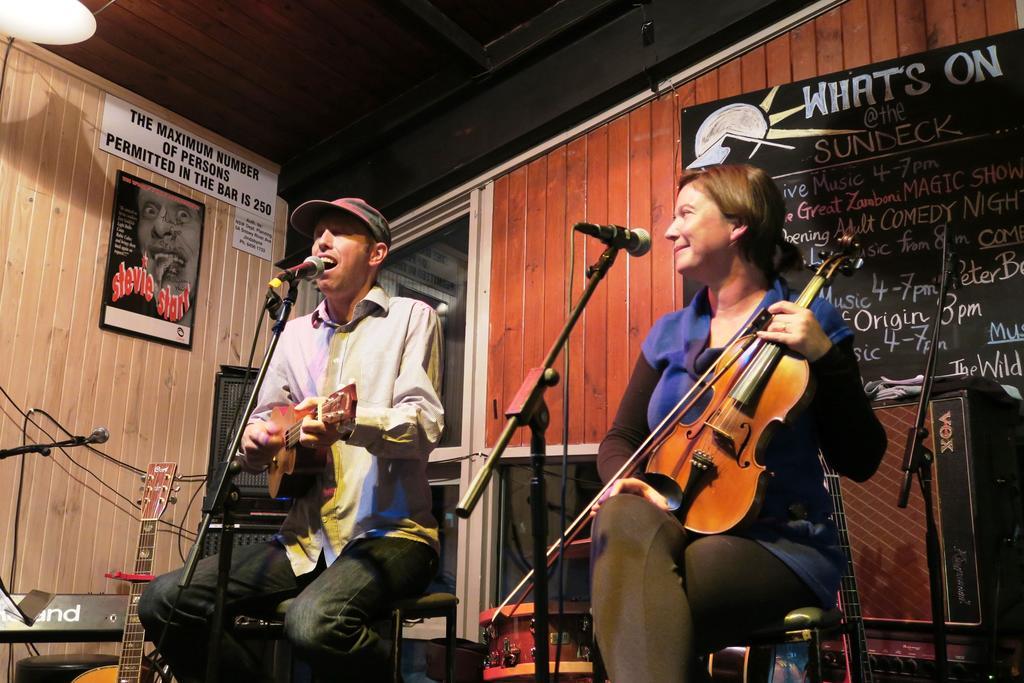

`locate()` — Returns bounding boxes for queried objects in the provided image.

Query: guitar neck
[117,517,157,683]
[825,470,873,683]
[109,461,176,683]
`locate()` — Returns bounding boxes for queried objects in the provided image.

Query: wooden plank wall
[486,0,1019,448]
[0,43,287,674]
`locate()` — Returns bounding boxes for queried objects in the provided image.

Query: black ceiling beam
[279,0,632,195]
[282,0,810,231]
[395,0,490,69]
[485,0,628,66]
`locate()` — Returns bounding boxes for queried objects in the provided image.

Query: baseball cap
[289,197,391,246]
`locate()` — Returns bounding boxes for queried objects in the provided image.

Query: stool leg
[445,605,456,683]
[392,607,403,683]
[807,629,822,683]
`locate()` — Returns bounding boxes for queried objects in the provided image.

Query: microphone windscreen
[629,229,652,257]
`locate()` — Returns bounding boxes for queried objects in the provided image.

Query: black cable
[92,0,119,14]
[554,206,579,681]
[8,407,37,586]
[7,410,34,678]
[18,406,144,475]
[1,393,198,535]
[177,476,208,563]
[0,384,208,482]
[0,37,14,119]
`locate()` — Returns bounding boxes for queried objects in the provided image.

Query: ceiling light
[0,0,97,45]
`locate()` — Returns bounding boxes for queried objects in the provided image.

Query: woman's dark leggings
[591,494,818,683]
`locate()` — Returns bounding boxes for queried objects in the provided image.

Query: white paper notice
[233,210,274,261]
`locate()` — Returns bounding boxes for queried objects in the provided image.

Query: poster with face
[100,171,205,347]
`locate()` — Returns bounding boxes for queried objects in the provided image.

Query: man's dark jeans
[138,536,437,683]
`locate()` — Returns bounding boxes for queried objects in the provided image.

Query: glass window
[428,462,460,594]
[495,460,603,603]
[379,217,469,448]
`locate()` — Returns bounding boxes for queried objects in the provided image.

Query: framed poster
[100,171,205,347]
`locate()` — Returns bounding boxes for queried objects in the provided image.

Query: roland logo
[1,603,81,624]
[937,410,955,453]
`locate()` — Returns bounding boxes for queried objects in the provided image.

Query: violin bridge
[707,423,737,456]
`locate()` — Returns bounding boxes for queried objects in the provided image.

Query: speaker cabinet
[840,389,1023,629]
[200,524,280,559]
[203,365,290,521]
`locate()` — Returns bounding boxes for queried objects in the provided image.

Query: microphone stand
[896,227,957,683]
[0,444,51,459]
[457,243,623,683]
[0,433,104,459]
[177,282,298,683]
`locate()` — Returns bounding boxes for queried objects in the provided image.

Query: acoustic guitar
[824,466,873,683]
[73,462,178,683]
[264,383,357,499]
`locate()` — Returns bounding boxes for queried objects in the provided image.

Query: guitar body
[265,404,328,499]
[72,664,156,683]
[264,384,357,499]
[72,666,116,683]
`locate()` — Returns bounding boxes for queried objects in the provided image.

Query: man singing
[139,197,444,683]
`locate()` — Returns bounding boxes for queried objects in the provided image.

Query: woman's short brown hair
[677,164,801,281]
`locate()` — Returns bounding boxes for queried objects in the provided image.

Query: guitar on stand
[74,462,178,683]
[264,382,356,499]
[707,465,874,682]
[824,465,873,683]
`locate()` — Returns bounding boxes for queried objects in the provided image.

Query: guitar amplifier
[839,389,1024,629]
[200,523,280,559]
[203,365,290,517]
[821,630,1024,681]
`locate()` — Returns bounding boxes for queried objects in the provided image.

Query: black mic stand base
[175,283,298,683]
[457,245,622,683]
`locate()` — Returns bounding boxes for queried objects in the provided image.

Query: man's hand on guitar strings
[240,421,283,470]
[295,396,351,449]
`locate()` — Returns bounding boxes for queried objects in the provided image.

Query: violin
[489,235,863,617]
[643,234,864,533]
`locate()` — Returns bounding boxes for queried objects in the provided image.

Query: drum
[479,601,595,681]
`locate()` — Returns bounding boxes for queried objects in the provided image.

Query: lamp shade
[0,0,96,45]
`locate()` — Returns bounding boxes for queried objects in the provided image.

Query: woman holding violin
[591,163,887,682]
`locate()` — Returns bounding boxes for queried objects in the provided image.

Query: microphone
[268,256,335,289]
[573,223,651,256]
[85,427,110,445]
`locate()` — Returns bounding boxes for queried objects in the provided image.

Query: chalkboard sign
[682,30,1024,398]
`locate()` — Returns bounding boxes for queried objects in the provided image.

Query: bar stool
[390,592,459,683]
[14,654,118,683]
[707,606,844,682]
[233,591,459,683]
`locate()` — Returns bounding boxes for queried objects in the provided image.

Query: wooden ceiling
[47,0,590,166]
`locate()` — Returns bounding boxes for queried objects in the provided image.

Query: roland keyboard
[0,594,129,642]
